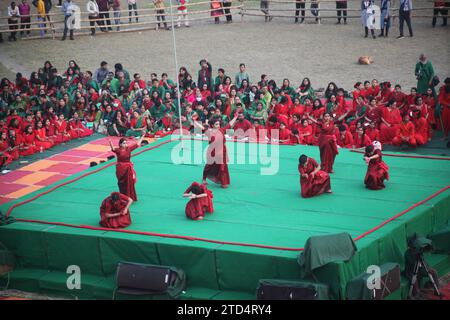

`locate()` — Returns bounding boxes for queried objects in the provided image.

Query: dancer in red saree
[298,154,332,198]
[308,113,338,173]
[99,192,133,228]
[194,113,238,188]
[109,134,146,201]
[363,143,389,190]
[183,182,214,220]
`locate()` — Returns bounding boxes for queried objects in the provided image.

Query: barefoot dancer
[193,113,238,188]
[298,154,332,198]
[109,134,146,201]
[183,182,214,220]
[363,142,389,190]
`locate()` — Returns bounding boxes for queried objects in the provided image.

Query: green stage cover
[0,136,449,299]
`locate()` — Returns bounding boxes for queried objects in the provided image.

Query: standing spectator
[98,0,112,31]
[415,54,435,95]
[211,0,223,24]
[112,0,121,31]
[61,0,75,41]
[154,0,169,30]
[222,0,232,23]
[198,59,213,91]
[397,0,413,39]
[87,0,102,35]
[235,63,250,89]
[36,0,46,38]
[177,0,189,28]
[44,0,52,29]
[19,0,31,36]
[310,0,320,23]
[7,2,20,41]
[260,0,272,22]
[294,0,305,24]
[336,0,347,24]
[379,0,391,37]
[127,0,138,23]
[95,61,110,84]
[361,0,376,39]
[432,0,448,27]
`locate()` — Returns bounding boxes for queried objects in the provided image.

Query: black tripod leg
[408,261,421,298]
[420,256,441,297]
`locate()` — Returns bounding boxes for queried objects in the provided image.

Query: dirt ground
[0,0,449,91]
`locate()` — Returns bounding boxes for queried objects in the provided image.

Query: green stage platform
[1,136,449,299]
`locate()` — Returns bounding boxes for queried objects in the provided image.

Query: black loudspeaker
[115,262,176,295]
[256,279,329,300]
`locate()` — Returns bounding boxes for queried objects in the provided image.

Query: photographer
[404,236,439,298]
[415,54,435,95]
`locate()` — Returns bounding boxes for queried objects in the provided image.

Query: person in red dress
[183,182,214,221]
[298,154,332,198]
[68,112,94,139]
[336,125,354,148]
[308,113,338,173]
[54,114,71,144]
[298,118,314,145]
[392,114,417,148]
[99,192,133,228]
[34,120,54,150]
[21,125,40,156]
[6,129,20,161]
[0,131,14,168]
[363,143,389,190]
[194,113,238,188]
[438,78,450,140]
[44,118,59,145]
[353,125,372,148]
[109,134,146,201]
[379,99,402,144]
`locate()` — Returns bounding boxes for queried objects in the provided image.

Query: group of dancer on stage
[99,109,389,227]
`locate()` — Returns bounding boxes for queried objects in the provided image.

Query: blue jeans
[114,10,121,29]
[37,16,45,38]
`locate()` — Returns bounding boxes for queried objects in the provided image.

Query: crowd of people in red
[1,58,449,173]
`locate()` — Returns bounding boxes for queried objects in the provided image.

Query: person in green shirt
[10,94,27,116]
[235,63,250,89]
[261,86,272,110]
[280,78,295,100]
[114,63,130,81]
[250,101,268,125]
[102,72,120,94]
[296,77,316,103]
[149,78,166,98]
[160,73,175,93]
[84,71,100,92]
[150,100,168,121]
[415,54,435,95]
[214,68,227,89]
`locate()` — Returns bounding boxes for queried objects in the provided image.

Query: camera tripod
[408,252,441,299]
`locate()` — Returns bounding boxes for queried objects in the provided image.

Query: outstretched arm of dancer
[193,119,205,131]
[183,192,207,199]
[136,131,147,147]
[228,112,239,128]
[108,139,115,152]
[364,153,379,164]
